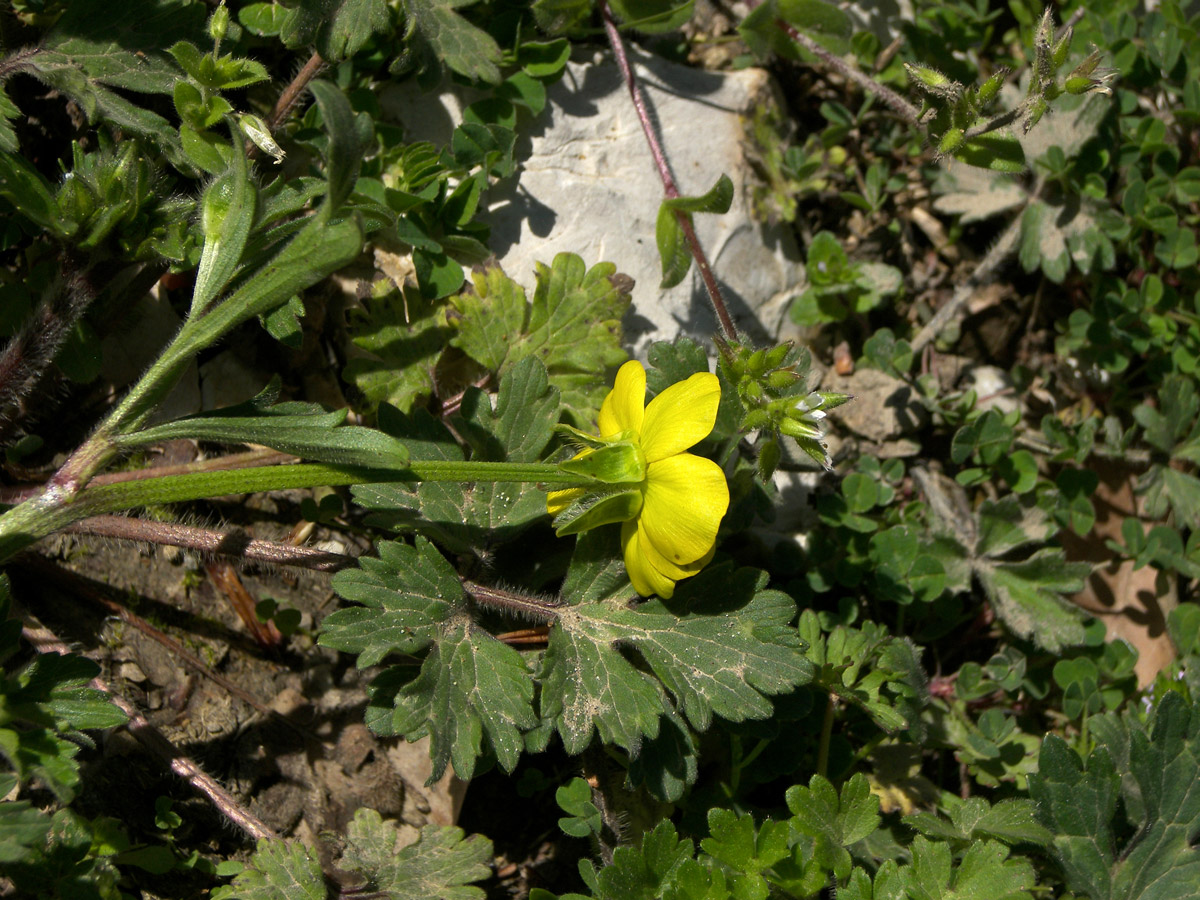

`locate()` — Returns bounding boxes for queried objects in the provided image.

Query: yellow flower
[547,360,729,598]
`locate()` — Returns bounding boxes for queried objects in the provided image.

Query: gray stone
[382,48,806,356]
[486,49,804,355]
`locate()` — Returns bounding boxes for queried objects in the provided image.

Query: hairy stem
[0,251,99,432]
[269,50,327,132]
[66,514,356,571]
[464,580,561,623]
[0,459,580,563]
[598,0,738,341]
[22,622,278,842]
[775,20,921,126]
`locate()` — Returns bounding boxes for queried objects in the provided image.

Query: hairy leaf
[447,253,631,424]
[924,483,1090,653]
[542,562,813,756]
[319,0,393,60]
[899,836,1036,900]
[797,610,928,736]
[1030,693,1200,900]
[341,809,492,899]
[786,774,880,880]
[210,839,325,900]
[344,282,451,415]
[322,538,537,780]
[904,796,1052,847]
[700,810,789,899]
[39,0,206,95]
[120,383,411,468]
[191,136,257,315]
[402,0,503,84]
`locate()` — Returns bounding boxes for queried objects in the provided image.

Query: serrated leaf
[924,488,1089,653]
[702,809,790,873]
[798,611,928,736]
[902,836,1036,900]
[556,777,603,838]
[345,285,451,415]
[322,538,463,664]
[319,0,393,60]
[392,618,537,780]
[544,562,813,757]
[974,548,1090,653]
[593,821,695,900]
[786,774,880,880]
[403,0,503,83]
[699,810,788,899]
[322,538,536,780]
[210,838,325,900]
[39,0,206,95]
[904,796,1052,847]
[932,166,1026,224]
[447,253,631,423]
[340,810,492,899]
[1031,694,1200,900]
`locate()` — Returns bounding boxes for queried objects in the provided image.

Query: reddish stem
[22,622,278,843]
[598,0,739,341]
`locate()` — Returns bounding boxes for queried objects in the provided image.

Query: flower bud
[763,342,791,369]
[977,70,1007,106]
[939,128,966,155]
[209,5,229,42]
[767,369,799,391]
[238,114,285,164]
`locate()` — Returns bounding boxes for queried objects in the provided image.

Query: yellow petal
[598,360,646,439]
[640,372,720,463]
[636,517,714,581]
[622,519,676,598]
[640,454,729,565]
[546,486,586,515]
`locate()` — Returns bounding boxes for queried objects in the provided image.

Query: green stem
[817,693,836,779]
[0,460,578,564]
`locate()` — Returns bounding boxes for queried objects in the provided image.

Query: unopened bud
[939,128,966,155]
[767,369,799,391]
[977,70,1007,106]
[763,342,791,369]
[1052,28,1073,69]
[238,114,285,164]
[209,5,229,43]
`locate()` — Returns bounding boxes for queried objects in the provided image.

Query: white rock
[383,48,806,356]
[487,48,804,355]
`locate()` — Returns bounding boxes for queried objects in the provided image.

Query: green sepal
[559,439,645,485]
[554,490,644,537]
[553,422,609,449]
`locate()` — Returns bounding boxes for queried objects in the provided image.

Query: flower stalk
[0,459,589,565]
